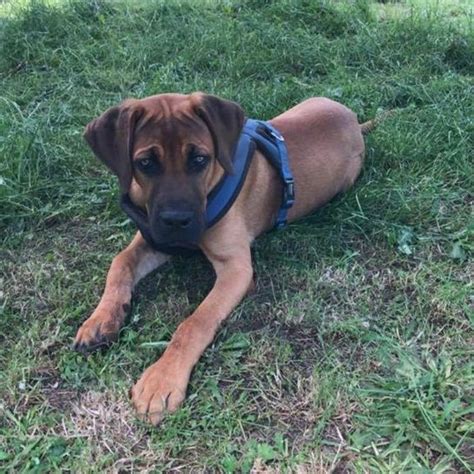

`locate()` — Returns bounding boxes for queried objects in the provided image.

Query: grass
[0,0,472,471]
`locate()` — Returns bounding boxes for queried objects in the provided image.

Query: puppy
[74,93,373,425]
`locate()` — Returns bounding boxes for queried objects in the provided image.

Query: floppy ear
[193,93,245,174]
[83,101,142,193]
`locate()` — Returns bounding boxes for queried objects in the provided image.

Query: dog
[73,93,377,425]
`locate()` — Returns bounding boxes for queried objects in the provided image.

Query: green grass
[0,0,472,471]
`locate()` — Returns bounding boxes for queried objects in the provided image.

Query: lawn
[0,0,472,471]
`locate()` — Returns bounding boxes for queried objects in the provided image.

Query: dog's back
[270,97,365,221]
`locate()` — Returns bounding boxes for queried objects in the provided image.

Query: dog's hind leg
[73,232,169,353]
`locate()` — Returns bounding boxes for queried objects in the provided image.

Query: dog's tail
[360,109,396,135]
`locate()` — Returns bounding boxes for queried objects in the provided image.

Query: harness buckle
[282,178,295,209]
[269,128,285,142]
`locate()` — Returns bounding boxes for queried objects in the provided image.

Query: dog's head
[84,93,244,248]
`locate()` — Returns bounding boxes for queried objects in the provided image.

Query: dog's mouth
[146,237,201,257]
[162,240,198,249]
[149,228,203,250]
[120,194,204,252]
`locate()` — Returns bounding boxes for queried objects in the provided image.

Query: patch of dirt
[276,323,322,373]
[59,391,162,471]
[3,219,118,261]
[459,441,474,466]
[267,375,320,442]
[3,365,78,418]
[251,449,355,473]
[32,366,79,412]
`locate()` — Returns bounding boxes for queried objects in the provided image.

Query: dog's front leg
[73,232,169,353]
[131,243,253,425]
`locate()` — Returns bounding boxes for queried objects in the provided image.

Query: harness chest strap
[120,118,295,253]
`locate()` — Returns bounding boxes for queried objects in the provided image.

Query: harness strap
[205,134,255,227]
[247,119,294,229]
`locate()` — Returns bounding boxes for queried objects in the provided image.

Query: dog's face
[84,93,244,247]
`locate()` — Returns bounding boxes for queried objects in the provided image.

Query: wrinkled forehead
[132,95,212,154]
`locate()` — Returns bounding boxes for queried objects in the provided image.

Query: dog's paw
[73,307,128,353]
[130,358,188,425]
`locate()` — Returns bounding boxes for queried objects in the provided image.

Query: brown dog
[74,93,372,425]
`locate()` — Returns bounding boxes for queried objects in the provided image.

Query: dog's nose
[159,210,193,229]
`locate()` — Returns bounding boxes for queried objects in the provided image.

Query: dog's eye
[188,154,209,172]
[136,156,159,174]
